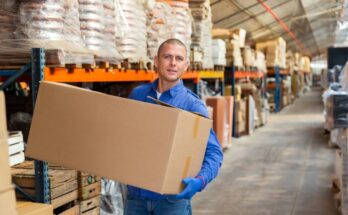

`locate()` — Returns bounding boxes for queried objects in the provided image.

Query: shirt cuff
[195,176,206,191]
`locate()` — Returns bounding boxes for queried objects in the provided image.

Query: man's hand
[175,177,203,199]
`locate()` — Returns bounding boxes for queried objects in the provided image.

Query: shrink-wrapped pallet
[18,0,65,40]
[226,39,243,68]
[189,0,212,68]
[255,51,266,72]
[212,39,226,66]
[147,2,172,59]
[0,0,95,66]
[0,1,19,40]
[242,46,255,68]
[116,0,148,62]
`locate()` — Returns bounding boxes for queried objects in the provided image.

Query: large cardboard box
[0,92,11,190]
[0,92,17,215]
[224,96,234,146]
[26,81,212,194]
[16,201,53,215]
[0,187,17,215]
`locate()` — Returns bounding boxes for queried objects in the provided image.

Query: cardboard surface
[206,97,226,147]
[0,92,12,190]
[0,187,17,215]
[26,81,212,194]
[224,96,234,146]
[16,201,53,215]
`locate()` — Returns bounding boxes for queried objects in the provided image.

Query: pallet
[11,161,78,209]
[214,65,225,71]
[78,173,101,187]
[78,182,101,201]
[120,59,150,70]
[55,201,79,215]
[189,62,203,71]
[80,195,100,213]
[81,207,100,215]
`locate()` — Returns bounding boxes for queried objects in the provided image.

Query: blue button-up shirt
[127,79,223,199]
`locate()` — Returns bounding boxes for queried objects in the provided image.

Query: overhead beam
[222,0,290,29]
[213,1,265,25]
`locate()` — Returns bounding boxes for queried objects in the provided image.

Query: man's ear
[154,55,158,68]
[184,60,189,71]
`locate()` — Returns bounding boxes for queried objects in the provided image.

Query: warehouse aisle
[192,88,339,215]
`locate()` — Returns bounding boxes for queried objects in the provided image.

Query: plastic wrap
[255,51,266,72]
[212,39,226,66]
[242,46,255,68]
[100,179,126,215]
[17,0,65,40]
[0,0,95,66]
[115,0,148,62]
[340,61,348,92]
[146,1,192,60]
[0,0,19,40]
[189,0,211,66]
[146,2,173,59]
[226,40,243,68]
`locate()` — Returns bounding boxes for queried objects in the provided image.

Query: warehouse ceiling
[210,0,347,57]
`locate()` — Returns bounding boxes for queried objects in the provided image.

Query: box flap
[147,96,209,119]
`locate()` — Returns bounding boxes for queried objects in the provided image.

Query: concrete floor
[192,88,340,215]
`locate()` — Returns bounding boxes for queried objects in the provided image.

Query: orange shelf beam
[234,71,264,79]
[44,67,157,82]
[44,67,200,83]
[182,71,199,80]
[267,68,290,76]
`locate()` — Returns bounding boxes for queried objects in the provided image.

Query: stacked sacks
[189,0,210,66]
[0,0,18,40]
[116,0,148,62]
[79,1,105,54]
[18,0,65,40]
[146,0,192,61]
[163,0,192,59]
[146,1,172,60]
[190,0,214,69]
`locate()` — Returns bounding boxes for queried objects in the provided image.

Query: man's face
[154,43,189,83]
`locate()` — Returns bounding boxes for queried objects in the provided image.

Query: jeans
[124,195,192,215]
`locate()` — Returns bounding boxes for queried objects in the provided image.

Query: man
[126,38,223,215]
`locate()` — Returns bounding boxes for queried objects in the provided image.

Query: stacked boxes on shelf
[205,96,234,148]
[8,131,25,167]
[189,0,213,69]
[256,37,286,69]
[212,28,245,68]
[78,172,101,215]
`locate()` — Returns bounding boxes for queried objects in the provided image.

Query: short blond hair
[157,38,187,57]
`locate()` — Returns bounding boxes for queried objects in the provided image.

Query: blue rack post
[274,66,281,113]
[31,48,50,204]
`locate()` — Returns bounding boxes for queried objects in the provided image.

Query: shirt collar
[151,79,184,98]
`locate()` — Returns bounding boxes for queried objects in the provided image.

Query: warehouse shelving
[266,67,292,113]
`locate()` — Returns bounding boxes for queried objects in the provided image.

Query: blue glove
[175,177,204,199]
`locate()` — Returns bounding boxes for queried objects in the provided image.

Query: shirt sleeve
[190,101,223,191]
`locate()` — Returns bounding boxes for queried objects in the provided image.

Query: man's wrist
[195,176,206,191]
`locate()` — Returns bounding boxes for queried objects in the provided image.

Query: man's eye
[176,57,184,61]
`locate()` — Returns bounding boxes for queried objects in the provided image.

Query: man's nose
[170,58,176,66]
